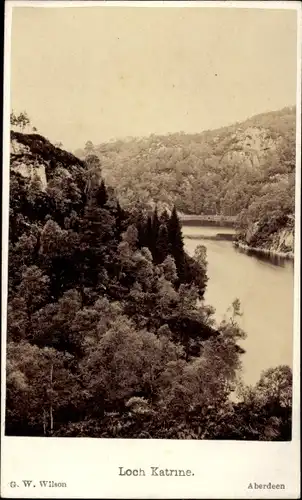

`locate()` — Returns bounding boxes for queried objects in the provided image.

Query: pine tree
[145,215,153,252]
[167,206,185,282]
[96,180,108,207]
[115,201,126,239]
[78,190,114,288]
[159,209,170,225]
[150,207,160,260]
[152,206,160,237]
[137,219,148,249]
[156,223,169,264]
[116,201,126,236]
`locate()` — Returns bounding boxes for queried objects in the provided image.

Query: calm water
[183,225,294,385]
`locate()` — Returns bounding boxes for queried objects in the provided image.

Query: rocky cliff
[236,214,295,258]
[10,131,85,189]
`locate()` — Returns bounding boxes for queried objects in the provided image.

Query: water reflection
[234,245,294,268]
[182,224,294,386]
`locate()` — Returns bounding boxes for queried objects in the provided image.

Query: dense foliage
[6,131,292,439]
[75,106,295,240]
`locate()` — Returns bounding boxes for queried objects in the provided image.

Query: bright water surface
[182,225,294,385]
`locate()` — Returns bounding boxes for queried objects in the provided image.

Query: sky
[10,5,298,151]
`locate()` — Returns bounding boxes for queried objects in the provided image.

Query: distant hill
[74,106,295,222]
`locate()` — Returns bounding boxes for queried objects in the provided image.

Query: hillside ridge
[73,106,295,257]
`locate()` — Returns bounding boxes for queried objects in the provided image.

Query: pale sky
[10,6,298,151]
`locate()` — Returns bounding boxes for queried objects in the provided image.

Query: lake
[182,225,294,386]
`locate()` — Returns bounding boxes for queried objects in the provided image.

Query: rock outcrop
[10,131,85,189]
[236,215,294,258]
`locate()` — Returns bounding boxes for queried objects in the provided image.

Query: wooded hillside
[6,131,292,439]
[75,106,295,228]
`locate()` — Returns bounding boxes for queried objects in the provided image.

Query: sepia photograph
[2,1,300,449]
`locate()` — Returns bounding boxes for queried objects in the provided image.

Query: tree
[151,207,160,259]
[132,249,154,291]
[84,140,94,155]
[7,297,29,342]
[84,156,103,197]
[20,111,31,131]
[250,365,292,409]
[85,154,100,169]
[145,215,153,249]
[82,315,181,411]
[6,342,80,436]
[227,298,243,326]
[122,224,138,250]
[10,111,17,127]
[17,265,50,316]
[159,209,170,225]
[159,255,178,283]
[167,206,185,281]
[96,180,108,207]
[31,288,83,354]
[193,244,207,273]
[184,254,208,297]
[40,219,69,259]
[156,223,169,264]
[11,111,31,132]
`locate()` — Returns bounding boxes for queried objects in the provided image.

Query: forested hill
[75,106,296,225]
[7,130,292,439]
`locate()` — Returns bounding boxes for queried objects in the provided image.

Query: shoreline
[184,233,235,242]
[233,241,294,260]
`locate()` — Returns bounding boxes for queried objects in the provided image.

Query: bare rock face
[224,127,282,168]
[11,161,48,190]
[11,139,31,155]
[10,130,86,191]
[270,227,294,254]
[243,215,294,256]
